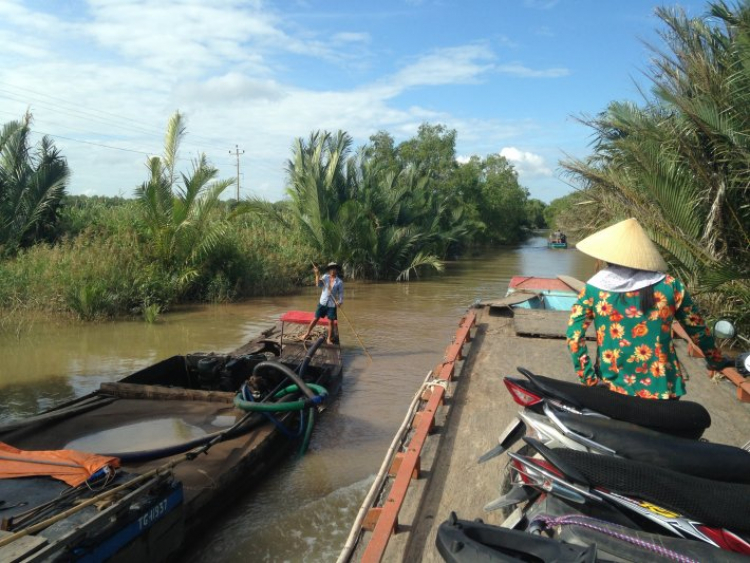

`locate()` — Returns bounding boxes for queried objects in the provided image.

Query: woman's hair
[640,284,656,313]
[603,262,657,313]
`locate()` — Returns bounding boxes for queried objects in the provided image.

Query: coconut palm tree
[134,111,235,284]
[0,113,69,254]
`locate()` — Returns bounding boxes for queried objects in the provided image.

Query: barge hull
[350,306,750,562]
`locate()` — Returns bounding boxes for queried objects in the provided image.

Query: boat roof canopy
[280,310,330,326]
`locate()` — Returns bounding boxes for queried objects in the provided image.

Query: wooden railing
[359,311,476,563]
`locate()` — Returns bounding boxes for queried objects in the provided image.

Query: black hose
[298,336,325,378]
[102,412,265,463]
[102,386,299,463]
[253,359,319,401]
[99,342,326,463]
[0,396,117,436]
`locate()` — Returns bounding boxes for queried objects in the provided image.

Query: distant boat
[0,311,343,562]
[547,241,568,249]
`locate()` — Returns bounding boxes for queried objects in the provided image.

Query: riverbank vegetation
[1,115,543,324]
[252,125,544,280]
[547,1,750,335]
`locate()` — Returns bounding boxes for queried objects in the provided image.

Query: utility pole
[229,145,245,201]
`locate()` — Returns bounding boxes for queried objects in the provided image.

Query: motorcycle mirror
[713,319,736,339]
[737,352,750,377]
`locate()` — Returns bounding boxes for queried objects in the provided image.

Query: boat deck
[350,305,750,562]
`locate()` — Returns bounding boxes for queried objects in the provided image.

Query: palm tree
[562,1,750,332]
[134,111,235,283]
[0,113,69,254]
[281,130,457,280]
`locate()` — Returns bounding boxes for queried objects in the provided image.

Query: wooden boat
[547,241,568,249]
[505,276,581,311]
[0,311,343,562]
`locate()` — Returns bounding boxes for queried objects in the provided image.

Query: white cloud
[0,1,562,199]
[332,32,371,44]
[496,63,569,78]
[387,44,495,92]
[534,26,555,37]
[500,147,553,178]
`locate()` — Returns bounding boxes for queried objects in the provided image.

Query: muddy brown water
[0,235,592,562]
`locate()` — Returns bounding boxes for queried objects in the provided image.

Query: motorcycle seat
[518,369,711,439]
[556,411,750,483]
[437,512,598,563]
[540,445,750,533]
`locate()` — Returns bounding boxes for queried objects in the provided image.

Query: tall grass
[0,212,312,321]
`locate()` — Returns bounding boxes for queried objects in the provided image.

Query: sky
[0,0,709,203]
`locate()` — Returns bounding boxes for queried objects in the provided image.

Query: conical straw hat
[576,218,667,272]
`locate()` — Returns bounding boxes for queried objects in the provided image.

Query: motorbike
[436,511,750,562]
[480,319,750,514]
[478,366,727,515]
[482,318,748,472]
[496,437,750,556]
[480,366,714,465]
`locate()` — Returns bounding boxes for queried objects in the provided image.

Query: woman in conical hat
[566,218,723,399]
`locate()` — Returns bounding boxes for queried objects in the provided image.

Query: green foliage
[0,113,309,321]
[57,195,130,237]
[0,113,69,255]
[142,303,161,324]
[259,125,533,281]
[0,113,536,321]
[562,0,750,336]
[134,111,236,282]
[524,198,548,229]
[474,154,532,243]
[543,191,594,232]
[279,129,481,280]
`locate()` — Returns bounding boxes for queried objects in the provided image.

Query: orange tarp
[0,442,120,487]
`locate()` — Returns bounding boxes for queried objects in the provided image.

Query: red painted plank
[360,311,476,563]
[361,385,446,563]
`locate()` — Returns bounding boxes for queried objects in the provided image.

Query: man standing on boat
[301,262,343,345]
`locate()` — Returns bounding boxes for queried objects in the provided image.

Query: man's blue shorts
[314,303,337,321]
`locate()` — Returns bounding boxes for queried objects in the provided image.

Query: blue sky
[0,0,709,202]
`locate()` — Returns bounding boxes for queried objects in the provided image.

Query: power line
[0,85,234,153]
[31,130,154,156]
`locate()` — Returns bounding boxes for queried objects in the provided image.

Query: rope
[531,514,700,563]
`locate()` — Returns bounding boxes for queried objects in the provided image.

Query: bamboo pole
[334,297,373,362]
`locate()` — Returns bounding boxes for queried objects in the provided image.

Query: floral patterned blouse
[566,275,723,399]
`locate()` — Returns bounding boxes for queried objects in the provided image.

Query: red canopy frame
[279,310,331,351]
[280,310,330,326]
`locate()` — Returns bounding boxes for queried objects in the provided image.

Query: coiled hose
[101,338,329,461]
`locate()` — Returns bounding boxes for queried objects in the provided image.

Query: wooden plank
[714,367,750,403]
[557,275,585,293]
[513,309,595,340]
[0,530,48,563]
[361,385,447,563]
[99,382,235,403]
[360,311,475,563]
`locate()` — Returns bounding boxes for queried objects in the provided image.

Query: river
[0,235,592,561]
